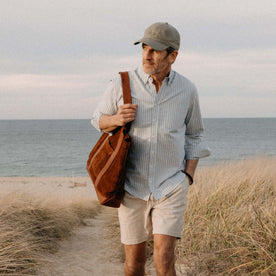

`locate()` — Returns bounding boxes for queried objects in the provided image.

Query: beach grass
[0,192,99,275]
[179,156,276,275]
[0,157,275,275]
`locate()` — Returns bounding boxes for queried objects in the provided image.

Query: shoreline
[0,156,274,199]
[0,155,273,197]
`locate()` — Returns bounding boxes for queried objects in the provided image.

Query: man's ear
[169,51,178,64]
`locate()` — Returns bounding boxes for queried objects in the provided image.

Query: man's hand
[114,104,138,126]
[99,104,138,132]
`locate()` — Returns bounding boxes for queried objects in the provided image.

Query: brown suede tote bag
[86,72,133,208]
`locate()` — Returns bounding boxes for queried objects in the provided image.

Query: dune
[0,156,275,275]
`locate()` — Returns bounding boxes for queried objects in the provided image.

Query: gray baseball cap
[134,22,180,51]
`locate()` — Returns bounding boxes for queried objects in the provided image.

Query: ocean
[0,118,275,177]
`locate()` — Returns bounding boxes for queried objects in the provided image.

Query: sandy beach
[0,177,97,199]
[0,177,126,275]
[1,157,275,275]
[0,177,162,275]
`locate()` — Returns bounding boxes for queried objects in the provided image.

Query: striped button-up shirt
[91,66,210,200]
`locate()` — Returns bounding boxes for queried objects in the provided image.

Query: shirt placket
[148,79,159,191]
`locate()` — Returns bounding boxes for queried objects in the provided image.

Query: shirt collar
[137,66,175,85]
[166,69,175,85]
[137,66,150,84]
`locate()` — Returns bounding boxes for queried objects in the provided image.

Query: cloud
[0,74,93,92]
[0,53,140,74]
[0,54,141,119]
[0,46,275,119]
[0,0,275,119]
[201,96,276,118]
[174,48,276,98]
[0,0,275,60]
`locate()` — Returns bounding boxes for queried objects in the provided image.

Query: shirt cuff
[90,113,102,132]
[91,113,115,136]
[185,144,211,159]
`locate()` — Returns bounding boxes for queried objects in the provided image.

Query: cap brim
[134,37,168,51]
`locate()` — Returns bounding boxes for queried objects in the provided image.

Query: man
[91,22,210,276]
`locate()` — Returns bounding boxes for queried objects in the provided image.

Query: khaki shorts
[118,179,189,245]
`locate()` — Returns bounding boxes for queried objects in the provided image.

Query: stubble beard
[142,56,170,76]
[143,61,157,75]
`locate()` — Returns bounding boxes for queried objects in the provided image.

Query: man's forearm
[99,115,120,132]
[99,103,138,132]
[184,159,199,183]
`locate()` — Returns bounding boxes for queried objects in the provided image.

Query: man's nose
[144,50,152,60]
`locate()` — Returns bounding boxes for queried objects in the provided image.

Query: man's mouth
[143,62,154,66]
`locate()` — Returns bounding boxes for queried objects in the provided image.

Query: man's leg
[151,180,189,275]
[153,234,177,276]
[118,191,151,276]
[124,242,147,276]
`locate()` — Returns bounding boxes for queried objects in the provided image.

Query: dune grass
[179,156,276,275]
[0,193,100,275]
[0,157,275,275]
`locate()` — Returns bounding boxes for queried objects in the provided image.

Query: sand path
[0,177,187,275]
[38,205,187,276]
[38,206,126,276]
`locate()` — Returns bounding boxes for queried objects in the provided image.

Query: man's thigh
[118,192,150,245]
[152,179,189,238]
[118,178,189,245]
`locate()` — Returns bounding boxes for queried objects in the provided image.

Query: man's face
[142,44,172,76]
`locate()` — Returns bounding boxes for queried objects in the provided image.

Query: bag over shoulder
[86,72,133,208]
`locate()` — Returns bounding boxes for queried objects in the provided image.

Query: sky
[0,0,275,119]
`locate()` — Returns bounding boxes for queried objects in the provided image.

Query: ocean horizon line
[0,116,275,121]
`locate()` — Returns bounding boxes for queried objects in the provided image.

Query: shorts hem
[121,236,149,245]
[153,231,182,239]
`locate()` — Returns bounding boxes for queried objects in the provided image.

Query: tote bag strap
[119,72,132,104]
[119,72,132,133]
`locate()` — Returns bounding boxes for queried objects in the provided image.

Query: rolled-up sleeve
[91,77,122,132]
[184,87,211,159]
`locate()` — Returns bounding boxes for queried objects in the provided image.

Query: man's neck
[151,67,171,93]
